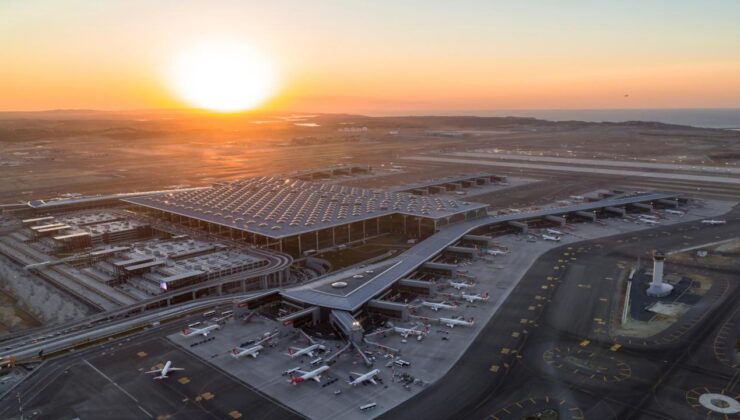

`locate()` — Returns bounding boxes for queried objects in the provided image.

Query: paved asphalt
[381,205,740,420]
[0,322,304,420]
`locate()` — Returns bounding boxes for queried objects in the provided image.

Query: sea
[379,109,740,130]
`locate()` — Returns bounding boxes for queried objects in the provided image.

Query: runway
[381,205,740,419]
[404,155,740,185]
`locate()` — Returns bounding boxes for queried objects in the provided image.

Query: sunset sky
[2,1,739,113]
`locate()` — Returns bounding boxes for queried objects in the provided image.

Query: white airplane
[231,332,277,359]
[287,365,330,385]
[486,249,507,256]
[462,292,489,303]
[347,369,380,386]
[640,215,659,220]
[542,234,561,242]
[639,218,660,225]
[665,209,685,216]
[287,343,325,358]
[546,228,564,236]
[145,360,184,380]
[231,344,264,359]
[701,219,726,225]
[440,317,475,328]
[421,301,457,311]
[393,325,428,339]
[449,280,473,290]
[181,324,220,338]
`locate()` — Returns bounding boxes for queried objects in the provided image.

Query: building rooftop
[56,211,120,226]
[391,172,501,192]
[125,177,488,239]
[282,192,678,311]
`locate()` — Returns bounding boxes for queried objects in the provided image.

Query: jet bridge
[367,299,410,320]
[277,306,320,327]
[330,310,363,342]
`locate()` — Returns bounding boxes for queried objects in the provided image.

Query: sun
[170,41,277,112]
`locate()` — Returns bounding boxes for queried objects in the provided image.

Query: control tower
[647,250,673,297]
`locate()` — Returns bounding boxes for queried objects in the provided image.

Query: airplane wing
[256,333,276,345]
[293,369,308,376]
[168,367,185,371]
[145,368,163,374]
[349,372,363,377]
[369,378,377,385]
[311,376,321,383]
[299,329,316,345]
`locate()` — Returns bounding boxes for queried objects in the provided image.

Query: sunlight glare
[170,41,276,112]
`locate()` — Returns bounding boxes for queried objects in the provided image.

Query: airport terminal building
[125,177,489,257]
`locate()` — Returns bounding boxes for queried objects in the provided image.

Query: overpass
[0,292,268,362]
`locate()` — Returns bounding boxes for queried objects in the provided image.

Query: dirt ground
[0,289,41,334]
[2,111,739,204]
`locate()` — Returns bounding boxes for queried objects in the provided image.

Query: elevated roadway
[0,292,264,361]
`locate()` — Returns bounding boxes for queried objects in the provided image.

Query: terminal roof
[282,192,678,311]
[125,177,488,239]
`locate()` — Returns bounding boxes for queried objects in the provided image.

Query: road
[381,205,740,420]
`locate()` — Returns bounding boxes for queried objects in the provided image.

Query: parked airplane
[546,228,564,236]
[701,219,727,225]
[440,317,475,328]
[393,325,428,339]
[145,361,184,380]
[287,343,325,358]
[181,324,220,338]
[421,301,457,311]
[232,344,264,359]
[639,218,660,225]
[640,214,659,220]
[449,280,473,290]
[287,365,330,385]
[542,234,561,242]
[665,209,685,216]
[462,292,489,303]
[348,369,381,386]
[486,249,507,256]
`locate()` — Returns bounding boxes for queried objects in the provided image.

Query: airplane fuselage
[422,301,456,311]
[289,365,330,385]
[348,369,380,386]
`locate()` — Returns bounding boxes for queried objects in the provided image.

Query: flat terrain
[2,112,740,204]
